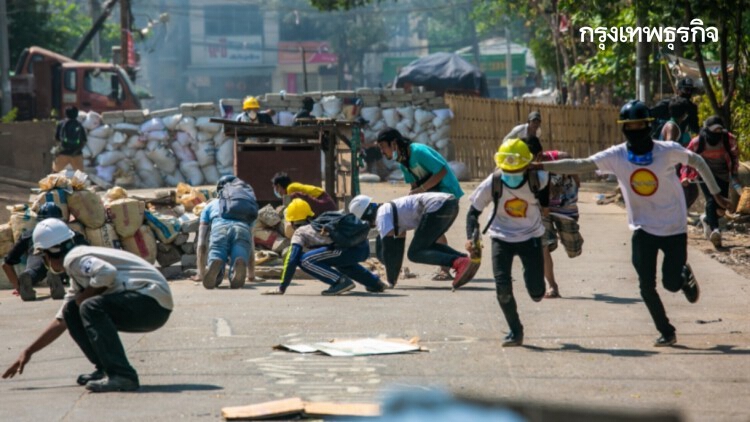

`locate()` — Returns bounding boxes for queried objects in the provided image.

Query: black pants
[631,230,687,337]
[699,178,729,230]
[491,237,545,334]
[407,198,464,267]
[63,292,171,382]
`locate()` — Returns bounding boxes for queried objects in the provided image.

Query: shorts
[53,154,84,172]
[543,214,583,258]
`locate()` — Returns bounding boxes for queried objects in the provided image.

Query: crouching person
[349,193,477,289]
[198,176,258,289]
[465,139,550,347]
[263,199,388,296]
[2,219,173,392]
[2,203,86,301]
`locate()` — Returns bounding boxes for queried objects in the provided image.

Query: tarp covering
[395,52,489,97]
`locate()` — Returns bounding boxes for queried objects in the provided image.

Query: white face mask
[248,110,258,120]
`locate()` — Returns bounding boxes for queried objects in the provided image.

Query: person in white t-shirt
[2,219,173,392]
[465,139,550,347]
[535,100,730,347]
[503,111,542,142]
[349,192,477,289]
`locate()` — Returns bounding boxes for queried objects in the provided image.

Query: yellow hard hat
[285,198,314,223]
[495,138,533,172]
[243,96,260,110]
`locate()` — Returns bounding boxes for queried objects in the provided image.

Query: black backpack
[311,211,371,249]
[219,179,259,223]
[482,169,541,234]
[60,120,86,154]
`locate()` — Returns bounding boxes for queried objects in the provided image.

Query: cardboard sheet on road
[274,337,426,356]
[222,397,379,420]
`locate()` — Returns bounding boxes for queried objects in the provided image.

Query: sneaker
[654,334,677,347]
[18,273,36,302]
[203,260,224,290]
[366,279,391,293]
[699,213,710,238]
[229,258,247,289]
[681,264,700,304]
[47,273,66,300]
[709,229,722,248]
[76,369,105,386]
[321,277,355,296]
[85,375,139,392]
[451,257,479,290]
[502,330,524,347]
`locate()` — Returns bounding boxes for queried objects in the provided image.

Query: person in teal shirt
[376,128,464,199]
[377,128,464,280]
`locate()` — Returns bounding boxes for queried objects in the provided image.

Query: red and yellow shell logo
[630,169,659,196]
[504,198,528,218]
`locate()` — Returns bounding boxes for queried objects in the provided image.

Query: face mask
[273,189,282,199]
[501,172,525,188]
[248,110,258,120]
[623,127,653,155]
[627,150,653,166]
[391,149,399,161]
[706,130,723,146]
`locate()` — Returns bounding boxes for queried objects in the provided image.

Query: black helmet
[617,100,653,124]
[216,175,237,193]
[677,77,694,90]
[37,203,63,220]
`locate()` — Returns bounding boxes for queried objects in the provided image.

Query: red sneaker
[451,256,478,290]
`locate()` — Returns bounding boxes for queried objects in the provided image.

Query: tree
[7,0,120,67]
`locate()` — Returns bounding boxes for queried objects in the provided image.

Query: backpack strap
[389,201,399,237]
[481,170,503,234]
[527,169,540,194]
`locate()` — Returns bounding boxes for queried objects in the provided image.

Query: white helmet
[33,218,75,254]
[349,195,373,219]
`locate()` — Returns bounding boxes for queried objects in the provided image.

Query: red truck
[11,46,141,121]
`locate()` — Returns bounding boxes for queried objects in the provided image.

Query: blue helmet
[216,175,237,193]
[617,100,653,124]
[37,203,63,220]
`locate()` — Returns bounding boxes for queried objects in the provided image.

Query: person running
[349,192,476,289]
[2,203,86,301]
[680,116,740,248]
[271,172,338,216]
[535,100,729,347]
[2,219,173,392]
[524,136,583,299]
[263,198,388,296]
[465,139,550,347]
[503,111,542,142]
[659,96,699,208]
[376,128,463,280]
[197,176,257,289]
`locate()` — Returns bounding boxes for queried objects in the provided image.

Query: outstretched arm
[688,153,730,210]
[539,158,598,175]
[3,319,68,379]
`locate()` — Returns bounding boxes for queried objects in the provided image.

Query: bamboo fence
[446,94,621,179]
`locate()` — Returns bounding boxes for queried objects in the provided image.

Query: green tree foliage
[7,0,120,67]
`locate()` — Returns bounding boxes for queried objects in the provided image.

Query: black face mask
[705,130,724,146]
[623,127,653,155]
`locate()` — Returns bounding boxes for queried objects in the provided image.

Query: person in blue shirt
[377,128,464,280]
[197,176,255,290]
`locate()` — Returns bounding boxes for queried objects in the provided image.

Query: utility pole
[505,19,513,100]
[0,0,12,116]
[120,0,130,68]
[635,0,649,103]
[90,0,102,60]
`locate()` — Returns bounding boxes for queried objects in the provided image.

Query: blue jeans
[63,292,171,382]
[300,241,380,288]
[208,218,253,272]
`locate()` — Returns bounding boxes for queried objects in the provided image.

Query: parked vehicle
[11,46,141,120]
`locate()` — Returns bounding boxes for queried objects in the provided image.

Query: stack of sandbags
[253,204,289,255]
[80,103,233,189]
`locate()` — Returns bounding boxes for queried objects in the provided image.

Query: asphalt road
[1,181,749,421]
